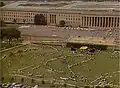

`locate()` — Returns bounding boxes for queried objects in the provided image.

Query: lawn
[0,40,22,50]
[0,44,119,87]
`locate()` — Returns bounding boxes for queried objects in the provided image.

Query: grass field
[0,44,119,87]
[0,39,22,50]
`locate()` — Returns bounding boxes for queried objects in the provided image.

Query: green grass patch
[0,44,119,87]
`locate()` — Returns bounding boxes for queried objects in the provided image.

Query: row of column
[82,16,119,28]
[50,14,56,24]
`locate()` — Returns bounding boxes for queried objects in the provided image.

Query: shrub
[21,78,24,82]
[84,85,90,88]
[41,80,45,84]
[95,86,101,88]
[63,83,67,87]
[1,77,4,81]
[31,79,34,83]
[104,85,112,88]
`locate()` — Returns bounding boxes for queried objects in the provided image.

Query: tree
[0,20,6,27]
[95,86,101,88]
[10,77,14,82]
[14,29,21,40]
[0,2,5,7]
[84,85,90,88]
[23,19,26,24]
[21,78,24,82]
[1,27,6,40]
[63,83,67,87]
[51,84,55,87]
[41,80,45,84]
[34,14,47,25]
[59,20,65,27]
[13,19,17,24]
[1,27,21,43]
[75,86,79,88]
[1,77,4,81]
[31,79,34,83]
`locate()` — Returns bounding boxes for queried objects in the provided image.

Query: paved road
[19,25,119,39]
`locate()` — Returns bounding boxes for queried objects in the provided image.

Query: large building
[0,1,120,29]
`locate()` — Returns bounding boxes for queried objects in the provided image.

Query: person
[89,48,95,53]
[71,46,76,51]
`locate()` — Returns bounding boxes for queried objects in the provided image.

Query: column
[82,17,83,26]
[99,17,101,27]
[52,15,54,23]
[50,14,51,23]
[114,17,117,28]
[87,17,89,26]
[91,17,93,27]
[111,17,113,27]
[98,17,99,27]
[115,17,118,27]
[86,16,88,27]
[107,17,109,27]
[55,15,56,24]
[104,17,106,27]
[94,17,96,27]
[102,17,103,27]
[109,17,111,27]
[99,17,102,27]
[86,17,87,26]
[94,17,95,27]
[88,17,89,26]
[84,17,86,26]
[103,17,106,27]
[92,17,94,27]
[83,16,84,27]
[83,16,86,26]
[113,17,115,28]
[106,17,108,28]
[96,17,98,27]
[87,17,89,27]
[117,17,119,28]
[51,15,53,23]
[89,17,91,26]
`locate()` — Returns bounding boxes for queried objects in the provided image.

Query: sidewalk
[68,36,118,46]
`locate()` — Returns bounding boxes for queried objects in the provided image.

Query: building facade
[0,1,120,29]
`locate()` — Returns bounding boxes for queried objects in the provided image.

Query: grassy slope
[0,44,119,87]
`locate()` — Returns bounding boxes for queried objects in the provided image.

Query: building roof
[1,1,120,14]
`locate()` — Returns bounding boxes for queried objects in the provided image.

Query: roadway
[19,25,119,39]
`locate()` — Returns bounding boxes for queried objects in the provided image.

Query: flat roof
[1,1,120,13]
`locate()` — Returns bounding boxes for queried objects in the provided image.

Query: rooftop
[1,1,120,13]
